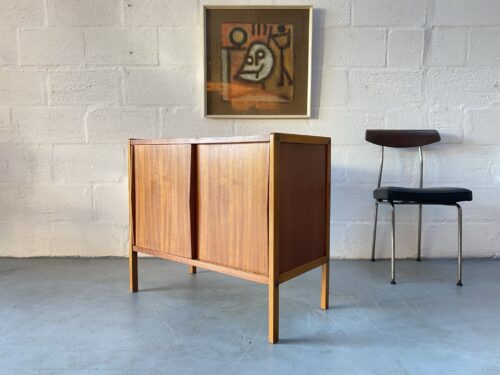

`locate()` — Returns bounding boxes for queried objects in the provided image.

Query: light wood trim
[189,145,197,260]
[278,256,328,284]
[321,262,329,309]
[203,5,313,10]
[134,246,268,284]
[130,136,269,146]
[131,134,331,146]
[276,133,331,145]
[128,140,138,292]
[268,133,280,344]
[205,115,310,119]
[321,141,331,310]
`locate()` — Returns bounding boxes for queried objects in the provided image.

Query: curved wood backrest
[365,129,441,148]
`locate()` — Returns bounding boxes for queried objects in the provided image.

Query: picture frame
[203,5,313,118]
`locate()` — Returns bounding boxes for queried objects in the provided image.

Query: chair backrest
[365,129,441,188]
[365,129,440,148]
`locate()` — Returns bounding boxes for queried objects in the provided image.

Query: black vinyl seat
[374,186,473,205]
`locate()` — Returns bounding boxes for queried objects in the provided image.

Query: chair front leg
[371,202,379,261]
[456,203,463,286]
[417,204,422,261]
[390,203,396,285]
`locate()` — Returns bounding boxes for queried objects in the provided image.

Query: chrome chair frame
[371,145,463,286]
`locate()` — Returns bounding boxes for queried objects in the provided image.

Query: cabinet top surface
[130,133,330,146]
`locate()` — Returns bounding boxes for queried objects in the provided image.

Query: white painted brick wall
[387,29,424,67]
[433,0,500,26]
[92,183,128,224]
[84,28,158,66]
[353,0,426,26]
[425,69,500,107]
[0,28,18,66]
[19,29,85,66]
[124,68,198,105]
[13,107,86,143]
[19,184,92,221]
[323,28,386,67]
[386,107,424,129]
[47,0,121,26]
[349,70,422,108]
[313,109,385,144]
[469,28,500,66]
[427,107,464,143]
[159,27,201,66]
[305,0,351,27]
[124,0,199,26]
[52,144,125,183]
[86,108,159,143]
[318,69,348,107]
[0,0,45,27]
[1,0,499,258]
[0,70,46,105]
[0,144,51,183]
[465,110,500,145]
[0,108,12,143]
[49,70,121,105]
[427,28,467,66]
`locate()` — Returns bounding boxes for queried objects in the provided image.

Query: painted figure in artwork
[220,23,294,105]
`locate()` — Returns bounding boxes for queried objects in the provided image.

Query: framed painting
[203,6,313,118]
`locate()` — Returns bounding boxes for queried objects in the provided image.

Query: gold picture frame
[203,6,313,118]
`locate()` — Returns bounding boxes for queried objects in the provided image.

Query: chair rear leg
[417,204,422,261]
[456,204,463,286]
[371,202,379,261]
[390,203,396,285]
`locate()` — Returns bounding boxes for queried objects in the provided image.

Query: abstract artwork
[221,22,294,103]
[204,6,312,118]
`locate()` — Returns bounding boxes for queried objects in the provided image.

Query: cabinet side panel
[134,144,193,258]
[279,143,327,274]
[197,143,269,275]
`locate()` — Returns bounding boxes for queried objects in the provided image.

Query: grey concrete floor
[1,258,499,375]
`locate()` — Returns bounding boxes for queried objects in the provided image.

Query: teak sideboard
[128,133,331,343]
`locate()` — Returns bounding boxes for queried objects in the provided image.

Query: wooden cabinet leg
[320,261,329,310]
[189,266,197,274]
[129,250,138,292]
[268,283,279,343]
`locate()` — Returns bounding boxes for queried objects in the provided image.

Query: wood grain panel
[133,144,194,258]
[197,143,269,275]
[278,142,328,274]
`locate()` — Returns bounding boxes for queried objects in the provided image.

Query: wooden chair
[366,130,473,286]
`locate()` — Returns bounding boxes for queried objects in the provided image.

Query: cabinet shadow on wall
[310,8,325,119]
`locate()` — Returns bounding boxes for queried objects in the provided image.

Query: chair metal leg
[456,204,463,286]
[371,202,379,261]
[390,203,396,285]
[417,204,422,261]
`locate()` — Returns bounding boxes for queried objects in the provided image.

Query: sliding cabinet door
[197,142,269,275]
[133,144,195,259]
